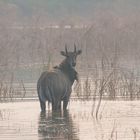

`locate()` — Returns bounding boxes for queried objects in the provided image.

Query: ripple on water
[0,101,140,140]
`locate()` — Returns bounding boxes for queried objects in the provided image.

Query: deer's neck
[58,59,77,83]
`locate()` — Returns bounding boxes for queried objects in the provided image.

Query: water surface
[0,100,140,140]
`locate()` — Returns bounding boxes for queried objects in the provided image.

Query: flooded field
[0,100,140,140]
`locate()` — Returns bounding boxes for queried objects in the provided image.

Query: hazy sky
[1,0,140,23]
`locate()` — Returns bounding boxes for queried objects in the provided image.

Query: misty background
[1,3,140,139]
[0,0,140,82]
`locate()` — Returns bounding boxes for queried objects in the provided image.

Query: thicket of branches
[0,2,140,101]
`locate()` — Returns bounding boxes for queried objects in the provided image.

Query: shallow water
[0,100,140,140]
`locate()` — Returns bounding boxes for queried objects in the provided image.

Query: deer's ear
[77,50,82,55]
[60,51,67,56]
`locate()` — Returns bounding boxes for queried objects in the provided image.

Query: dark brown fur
[37,45,82,112]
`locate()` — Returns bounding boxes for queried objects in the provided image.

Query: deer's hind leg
[40,100,46,112]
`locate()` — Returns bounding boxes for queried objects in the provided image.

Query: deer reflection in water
[38,110,79,140]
